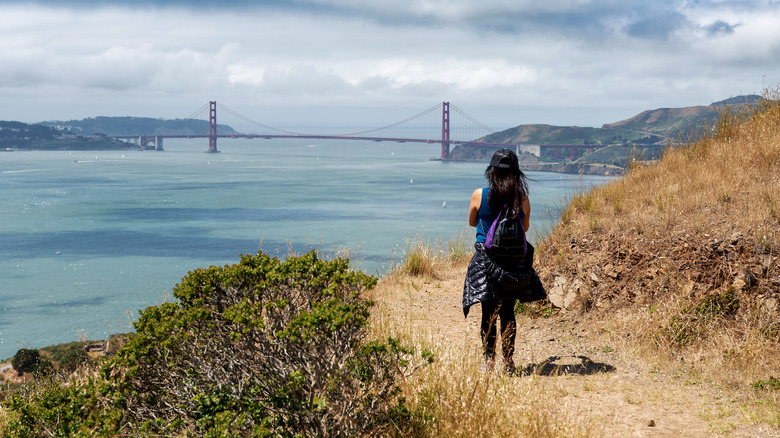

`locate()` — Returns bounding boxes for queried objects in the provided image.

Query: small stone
[647,420,656,427]
[589,272,599,283]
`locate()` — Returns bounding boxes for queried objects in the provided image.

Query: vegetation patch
[1,250,430,437]
[753,377,780,391]
[660,289,740,346]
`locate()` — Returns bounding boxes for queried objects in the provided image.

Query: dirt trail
[375,264,778,437]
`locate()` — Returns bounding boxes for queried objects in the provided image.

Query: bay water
[0,139,614,359]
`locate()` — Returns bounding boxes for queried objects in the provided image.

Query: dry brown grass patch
[536,94,780,387]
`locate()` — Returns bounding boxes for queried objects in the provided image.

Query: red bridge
[113,101,607,161]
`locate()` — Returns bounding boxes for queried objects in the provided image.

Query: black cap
[489,148,519,171]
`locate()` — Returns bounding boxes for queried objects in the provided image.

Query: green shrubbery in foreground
[1,250,430,437]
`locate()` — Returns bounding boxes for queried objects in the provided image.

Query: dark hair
[484,149,528,219]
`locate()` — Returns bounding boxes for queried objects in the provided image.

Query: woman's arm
[522,196,531,232]
[468,188,482,227]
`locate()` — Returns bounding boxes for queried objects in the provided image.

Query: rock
[549,276,581,310]
[732,278,747,292]
[589,272,599,284]
[648,420,656,427]
[548,276,568,309]
[566,279,583,309]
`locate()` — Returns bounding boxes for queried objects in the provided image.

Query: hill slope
[0,120,132,150]
[601,94,763,135]
[39,116,239,137]
[480,123,655,145]
[454,95,765,170]
[369,95,780,436]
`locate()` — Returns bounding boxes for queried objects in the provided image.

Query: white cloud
[0,1,778,127]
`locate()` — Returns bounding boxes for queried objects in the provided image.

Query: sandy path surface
[374,264,778,437]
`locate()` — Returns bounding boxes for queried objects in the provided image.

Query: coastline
[443,157,624,176]
[518,162,624,176]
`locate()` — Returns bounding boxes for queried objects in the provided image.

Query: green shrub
[100,250,425,436]
[1,376,120,437]
[1,250,429,437]
[752,376,780,391]
[44,342,91,374]
[11,349,40,374]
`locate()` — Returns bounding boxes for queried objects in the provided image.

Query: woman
[462,148,544,374]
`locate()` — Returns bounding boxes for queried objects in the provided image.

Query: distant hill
[452,94,765,171]
[0,120,131,150]
[479,124,658,146]
[601,94,763,135]
[39,116,239,137]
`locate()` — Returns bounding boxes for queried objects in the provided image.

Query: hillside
[39,116,240,137]
[369,95,780,435]
[455,95,765,171]
[479,123,655,145]
[0,121,133,150]
[602,94,763,135]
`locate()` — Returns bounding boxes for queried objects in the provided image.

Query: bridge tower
[208,101,218,153]
[441,101,450,160]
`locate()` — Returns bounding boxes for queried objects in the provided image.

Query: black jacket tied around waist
[462,242,546,318]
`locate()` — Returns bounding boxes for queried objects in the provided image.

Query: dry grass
[369,93,780,436]
[369,235,598,437]
[531,92,780,430]
[399,344,595,437]
[393,228,473,279]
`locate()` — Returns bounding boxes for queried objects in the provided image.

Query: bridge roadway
[113,133,604,159]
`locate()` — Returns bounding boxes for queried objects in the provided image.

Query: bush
[101,250,424,436]
[44,342,91,374]
[11,349,40,374]
[1,376,120,437]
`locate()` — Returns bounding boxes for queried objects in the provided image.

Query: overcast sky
[1,0,778,131]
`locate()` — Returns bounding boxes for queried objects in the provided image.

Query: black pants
[480,298,517,360]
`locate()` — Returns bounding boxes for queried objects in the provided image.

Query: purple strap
[484,204,506,249]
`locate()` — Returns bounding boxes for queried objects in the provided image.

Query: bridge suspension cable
[216,103,301,136]
[450,103,495,134]
[335,103,443,137]
[182,102,211,122]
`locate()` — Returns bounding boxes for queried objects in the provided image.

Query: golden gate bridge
[113,101,603,160]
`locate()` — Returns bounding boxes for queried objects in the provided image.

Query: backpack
[484,203,527,258]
